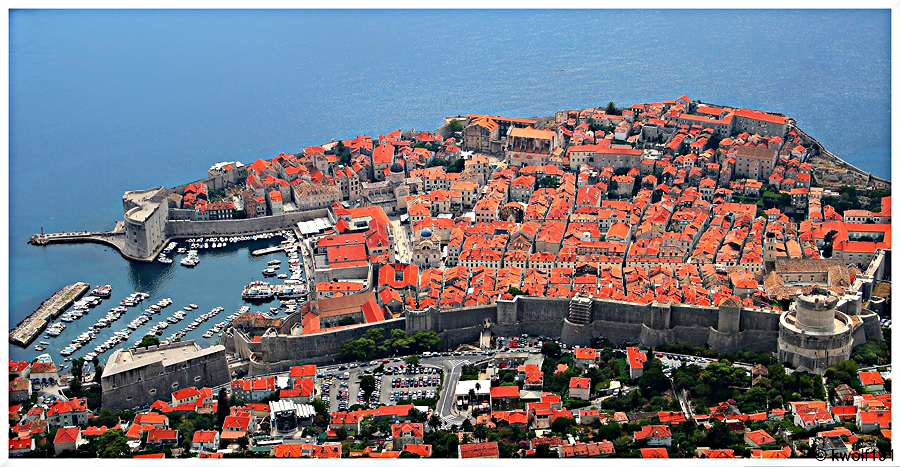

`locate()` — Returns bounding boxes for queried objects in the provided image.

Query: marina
[10,230,305,362]
[10,282,90,347]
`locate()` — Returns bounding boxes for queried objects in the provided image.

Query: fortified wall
[100,340,230,411]
[228,291,883,375]
[165,209,328,238]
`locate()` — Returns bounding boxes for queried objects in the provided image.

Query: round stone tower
[777,289,853,374]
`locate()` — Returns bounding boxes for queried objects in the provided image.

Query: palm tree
[473,423,487,442]
[428,413,442,432]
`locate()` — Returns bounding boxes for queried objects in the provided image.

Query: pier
[252,245,286,256]
[29,227,127,252]
[10,282,90,347]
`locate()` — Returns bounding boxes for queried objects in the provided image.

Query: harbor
[9,229,308,363]
[10,282,90,347]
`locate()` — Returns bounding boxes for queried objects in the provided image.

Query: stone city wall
[245,319,406,375]
[166,209,327,238]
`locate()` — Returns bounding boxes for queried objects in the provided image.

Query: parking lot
[317,358,445,413]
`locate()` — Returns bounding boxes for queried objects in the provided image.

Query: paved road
[435,357,474,427]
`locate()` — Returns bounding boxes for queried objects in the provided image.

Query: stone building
[100,340,229,411]
[734,146,778,180]
[778,291,853,374]
[505,127,559,167]
[121,187,169,259]
[412,228,442,269]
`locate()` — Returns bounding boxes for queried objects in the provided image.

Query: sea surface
[8,9,891,362]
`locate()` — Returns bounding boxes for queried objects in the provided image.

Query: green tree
[530,443,556,458]
[550,416,576,435]
[412,331,440,352]
[92,356,103,385]
[360,375,376,399]
[541,341,562,358]
[217,388,230,429]
[137,335,160,348]
[638,367,670,394]
[69,358,85,396]
[338,316,356,326]
[407,407,427,424]
[448,119,463,133]
[405,355,420,367]
[97,428,131,457]
[448,158,465,173]
[605,102,622,116]
[428,413,442,432]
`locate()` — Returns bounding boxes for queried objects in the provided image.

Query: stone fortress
[100,340,230,411]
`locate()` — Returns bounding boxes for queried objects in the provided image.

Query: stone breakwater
[10,282,89,347]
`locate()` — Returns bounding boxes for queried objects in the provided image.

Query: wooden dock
[10,282,90,347]
[251,245,285,256]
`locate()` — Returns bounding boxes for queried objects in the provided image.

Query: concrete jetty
[252,245,286,256]
[10,282,90,347]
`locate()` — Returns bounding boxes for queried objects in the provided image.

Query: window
[149,389,157,395]
[172,382,179,389]
[195,376,202,382]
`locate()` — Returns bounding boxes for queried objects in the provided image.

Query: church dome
[390,162,405,173]
[421,228,433,238]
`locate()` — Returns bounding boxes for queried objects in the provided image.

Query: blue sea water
[8,9,891,362]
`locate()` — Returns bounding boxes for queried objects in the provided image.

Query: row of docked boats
[160,304,236,344]
[202,307,244,338]
[58,292,161,357]
[59,295,104,322]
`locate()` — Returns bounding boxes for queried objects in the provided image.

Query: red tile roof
[641,447,669,458]
[459,441,499,458]
[54,427,80,444]
[490,385,520,398]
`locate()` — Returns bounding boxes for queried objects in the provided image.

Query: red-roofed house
[751,445,792,459]
[133,453,166,459]
[146,428,180,448]
[633,425,672,446]
[54,426,85,455]
[559,441,615,458]
[458,441,499,459]
[744,429,777,447]
[859,371,885,392]
[657,411,687,425]
[9,437,35,456]
[288,364,317,385]
[171,386,202,406]
[281,377,316,404]
[391,421,424,450]
[641,447,669,458]
[626,347,647,379]
[490,385,521,411]
[857,409,891,434]
[223,412,257,433]
[273,443,342,458]
[699,448,736,458]
[191,429,220,452]
[573,347,598,368]
[134,412,169,429]
[569,377,591,401]
[46,398,89,427]
[402,443,432,457]
[832,405,858,422]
